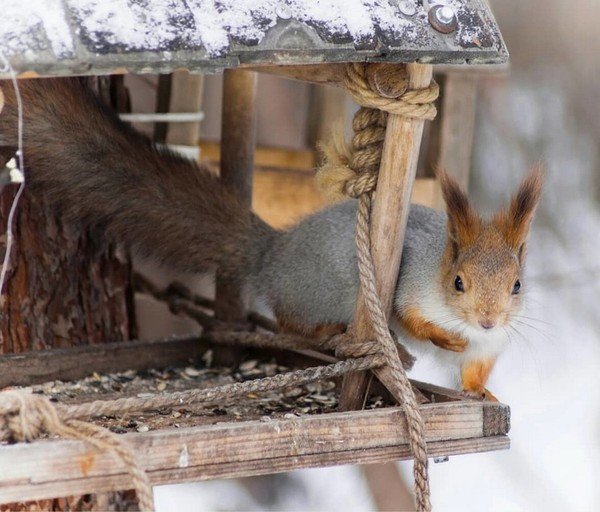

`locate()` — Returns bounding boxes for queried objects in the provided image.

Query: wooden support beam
[423,73,478,209]
[340,63,434,410]
[152,74,172,143]
[0,402,509,504]
[362,463,415,511]
[305,84,347,156]
[165,70,204,147]
[214,69,258,365]
[248,64,347,87]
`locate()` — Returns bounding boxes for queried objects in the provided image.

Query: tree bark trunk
[0,75,136,510]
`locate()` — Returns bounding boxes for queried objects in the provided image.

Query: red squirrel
[0,79,543,399]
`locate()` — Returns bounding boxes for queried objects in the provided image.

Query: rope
[0,391,155,511]
[317,63,438,203]
[56,356,381,419]
[317,63,438,511]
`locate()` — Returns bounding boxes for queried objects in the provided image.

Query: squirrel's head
[437,165,544,332]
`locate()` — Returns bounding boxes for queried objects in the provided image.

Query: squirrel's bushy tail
[0,78,274,277]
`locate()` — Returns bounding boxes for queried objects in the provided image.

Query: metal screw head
[428,4,458,34]
[276,5,292,20]
[398,0,417,16]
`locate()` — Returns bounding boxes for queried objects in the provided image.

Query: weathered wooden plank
[0,336,207,388]
[340,63,434,409]
[0,436,510,503]
[0,402,509,503]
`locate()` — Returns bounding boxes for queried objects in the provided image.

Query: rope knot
[316,63,438,203]
[0,390,61,443]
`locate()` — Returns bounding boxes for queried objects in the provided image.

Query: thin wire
[0,52,25,297]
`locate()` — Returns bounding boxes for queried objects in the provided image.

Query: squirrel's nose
[479,319,496,330]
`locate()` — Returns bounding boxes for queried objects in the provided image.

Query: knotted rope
[318,63,439,512]
[0,391,155,511]
[317,63,438,203]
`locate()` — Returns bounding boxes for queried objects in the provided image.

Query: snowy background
[152,0,600,510]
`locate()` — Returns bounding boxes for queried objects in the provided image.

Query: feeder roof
[0,0,507,78]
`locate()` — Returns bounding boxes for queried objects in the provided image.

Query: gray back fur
[250,200,447,327]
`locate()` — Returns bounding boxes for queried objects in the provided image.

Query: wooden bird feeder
[0,1,509,509]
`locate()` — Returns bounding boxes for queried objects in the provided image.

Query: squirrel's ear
[494,163,544,255]
[436,168,480,252]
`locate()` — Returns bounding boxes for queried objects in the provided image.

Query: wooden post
[362,463,415,511]
[339,63,434,410]
[214,69,258,361]
[426,73,478,209]
[165,70,204,147]
[305,84,347,160]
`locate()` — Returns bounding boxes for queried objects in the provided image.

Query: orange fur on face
[436,166,544,331]
[398,307,468,352]
[461,358,496,397]
[440,224,521,329]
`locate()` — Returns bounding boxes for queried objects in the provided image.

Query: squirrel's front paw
[460,388,499,402]
[429,334,467,352]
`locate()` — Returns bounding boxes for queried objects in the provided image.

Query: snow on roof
[0,0,507,77]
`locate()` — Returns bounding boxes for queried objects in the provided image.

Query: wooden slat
[305,84,347,154]
[340,63,434,409]
[0,402,509,503]
[165,70,204,147]
[0,336,207,388]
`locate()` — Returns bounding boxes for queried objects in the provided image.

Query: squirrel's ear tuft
[495,163,544,254]
[436,167,480,251]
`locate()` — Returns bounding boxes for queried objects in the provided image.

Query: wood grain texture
[340,63,434,409]
[215,69,258,354]
[165,70,204,146]
[249,64,348,87]
[0,335,207,388]
[0,402,509,504]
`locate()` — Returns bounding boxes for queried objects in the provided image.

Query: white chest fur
[396,285,510,373]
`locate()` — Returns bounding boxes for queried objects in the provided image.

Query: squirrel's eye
[512,279,521,294]
[454,276,464,292]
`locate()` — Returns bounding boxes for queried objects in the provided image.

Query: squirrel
[0,78,543,399]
